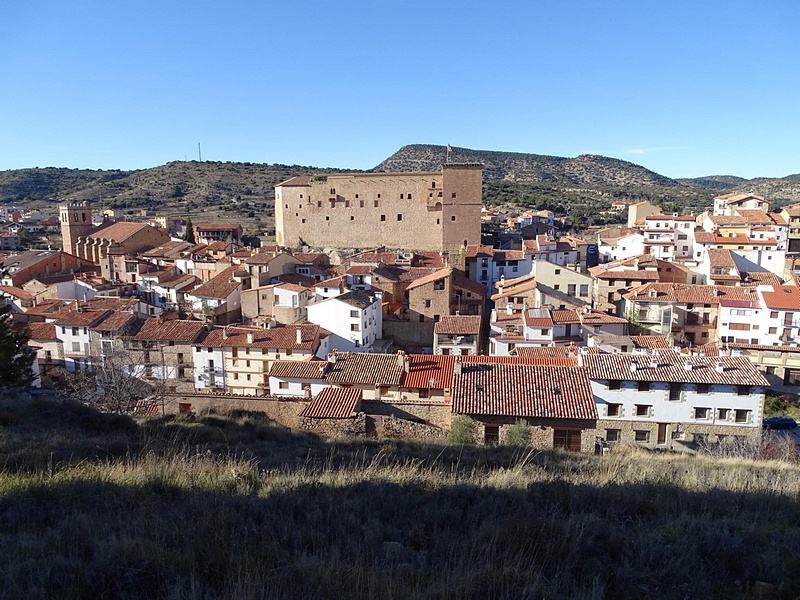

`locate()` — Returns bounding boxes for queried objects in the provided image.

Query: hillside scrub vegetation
[1,396,800,598]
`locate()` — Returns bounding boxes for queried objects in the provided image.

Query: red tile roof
[454,274,488,296]
[624,283,751,304]
[54,309,113,327]
[406,268,452,291]
[631,335,672,349]
[323,352,406,386]
[581,352,768,385]
[269,360,329,380]
[189,266,241,299]
[90,311,136,332]
[197,324,321,351]
[452,364,597,420]
[299,387,361,419]
[760,286,800,311]
[434,315,482,335]
[131,319,205,342]
[27,322,57,340]
[88,221,151,242]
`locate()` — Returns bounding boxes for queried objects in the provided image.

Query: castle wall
[275,166,482,253]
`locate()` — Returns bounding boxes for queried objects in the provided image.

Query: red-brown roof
[87,221,150,242]
[189,266,241,299]
[90,310,136,332]
[452,364,597,420]
[581,352,768,385]
[323,352,406,386]
[299,387,362,419]
[27,322,57,340]
[760,286,800,311]
[434,315,482,335]
[131,319,205,342]
[197,324,321,351]
[54,309,113,327]
[624,283,751,304]
[269,360,329,380]
[631,335,672,349]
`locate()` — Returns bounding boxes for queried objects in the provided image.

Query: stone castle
[274,164,483,257]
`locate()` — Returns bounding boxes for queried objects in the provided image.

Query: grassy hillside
[1,396,799,599]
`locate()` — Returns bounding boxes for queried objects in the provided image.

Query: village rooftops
[550,308,628,325]
[188,266,241,299]
[269,360,329,380]
[451,363,597,420]
[582,352,768,386]
[630,335,672,349]
[130,318,205,342]
[27,322,57,340]
[89,310,136,332]
[759,285,800,311]
[434,315,482,335]
[197,323,323,350]
[323,351,406,386]
[624,283,753,304]
[299,387,362,419]
[315,290,377,310]
[85,221,150,242]
[405,268,452,291]
[54,309,113,328]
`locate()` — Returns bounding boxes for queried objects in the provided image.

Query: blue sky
[1,0,798,179]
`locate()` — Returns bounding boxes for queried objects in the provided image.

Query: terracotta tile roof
[276,175,312,187]
[90,310,136,332]
[54,309,113,327]
[589,269,660,281]
[492,312,523,325]
[406,268,452,291]
[275,282,311,293]
[452,364,597,420]
[551,309,627,325]
[743,272,781,287]
[734,209,773,224]
[197,323,321,350]
[597,226,641,243]
[523,307,553,328]
[323,352,406,386]
[624,283,751,304]
[133,399,162,417]
[631,335,671,349]
[294,252,328,264]
[0,285,33,300]
[454,274,488,296]
[491,274,537,300]
[299,387,362,419]
[581,352,768,385]
[515,346,597,358]
[189,266,241,299]
[269,360,329,380]
[464,245,495,258]
[87,221,149,242]
[27,322,57,340]
[158,273,198,289]
[716,192,764,203]
[87,296,140,311]
[706,248,737,268]
[244,253,277,265]
[275,273,317,287]
[131,319,205,342]
[782,203,800,217]
[316,290,376,310]
[24,298,74,317]
[140,241,190,257]
[707,214,747,226]
[729,343,800,353]
[760,286,800,311]
[693,231,717,244]
[346,265,373,275]
[434,315,482,335]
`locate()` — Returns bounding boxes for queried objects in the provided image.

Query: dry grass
[2,398,800,599]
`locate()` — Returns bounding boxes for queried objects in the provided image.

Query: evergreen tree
[0,307,36,386]
[183,216,196,244]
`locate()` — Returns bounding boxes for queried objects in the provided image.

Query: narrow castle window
[451,216,456,221]
[408,193,412,199]
[381,215,386,222]
[452,192,457,198]
[397,214,403,221]
[400,194,404,199]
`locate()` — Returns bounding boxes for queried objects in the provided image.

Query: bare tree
[56,349,167,414]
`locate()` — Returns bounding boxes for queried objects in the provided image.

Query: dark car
[762,416,798,430]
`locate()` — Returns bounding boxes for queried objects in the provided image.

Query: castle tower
[59,201,94,256]
[441,163,483,265]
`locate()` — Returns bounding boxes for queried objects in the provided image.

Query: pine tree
[183,216,196,244]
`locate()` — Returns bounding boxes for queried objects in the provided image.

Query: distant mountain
[676,175,749,190]
[373,144,677,187]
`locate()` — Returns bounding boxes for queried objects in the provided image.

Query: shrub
[506,419,531,447]
[448,415,477,445]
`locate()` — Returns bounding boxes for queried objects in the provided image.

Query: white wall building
[307,290,383,352]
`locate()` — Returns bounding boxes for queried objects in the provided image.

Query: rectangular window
[279,381,289,389]
[350,323,360,331]
[635,404,651,417]
[397,214,403,221]
[694,407,710,420]
[350,310,359,318]
[605,429,621,443]
[638,381,651,392]
[669,383,682,401]
[634,430,650,443]
[607,403,622,417]
[608,379,621,390]
[718,408,730,421]
[380,214,386,222]
[696,383,710,394]
[735,409,751,423]
[737,385,751,396]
